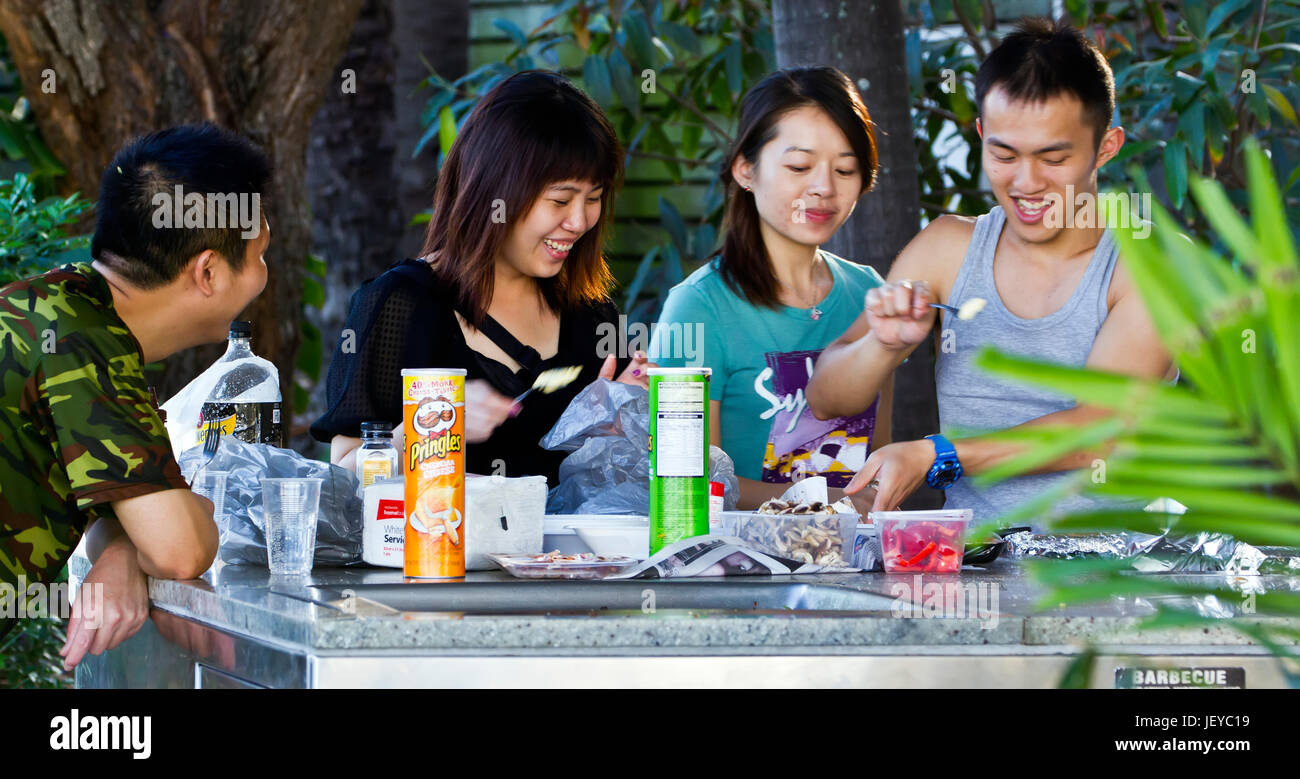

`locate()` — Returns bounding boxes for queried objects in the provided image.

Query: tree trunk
[772,0,942,508]
[300,0,400,451]
[391,0,469,257]
[0,0,363,444]
[294,0,469,453]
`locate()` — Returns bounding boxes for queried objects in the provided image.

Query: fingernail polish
[633,369,641,376]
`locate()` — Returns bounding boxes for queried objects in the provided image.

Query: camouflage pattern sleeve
[38,326,189,512]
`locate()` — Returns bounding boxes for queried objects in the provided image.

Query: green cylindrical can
[648,367,712,554]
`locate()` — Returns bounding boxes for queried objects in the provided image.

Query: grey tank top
[934,206,1119,527]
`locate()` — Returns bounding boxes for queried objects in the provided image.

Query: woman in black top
[312,71,650,485]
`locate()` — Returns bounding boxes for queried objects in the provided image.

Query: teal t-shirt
[650,251,885,485]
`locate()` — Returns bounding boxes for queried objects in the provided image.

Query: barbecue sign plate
[1115,667,1245,689]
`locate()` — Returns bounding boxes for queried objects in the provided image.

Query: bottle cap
[228,320,252,338]
[360,421,393,437]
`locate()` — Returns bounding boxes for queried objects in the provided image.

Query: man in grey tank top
[806,19,1173,527]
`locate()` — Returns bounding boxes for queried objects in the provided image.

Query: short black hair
[91,123,271,289]
[975,18,1116,147]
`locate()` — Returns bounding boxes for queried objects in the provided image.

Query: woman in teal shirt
[652,67,890,509]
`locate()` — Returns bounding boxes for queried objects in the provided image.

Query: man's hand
[59,534,149,670]
[845,439,937,512]
[864,280,938,352]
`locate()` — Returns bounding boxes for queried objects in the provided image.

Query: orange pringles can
[401,368,468,578]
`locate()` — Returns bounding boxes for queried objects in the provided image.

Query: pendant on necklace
[809,305,822,321]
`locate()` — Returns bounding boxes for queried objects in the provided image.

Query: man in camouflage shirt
[0,124,271,669]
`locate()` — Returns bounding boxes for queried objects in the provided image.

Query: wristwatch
[924,434,963,489]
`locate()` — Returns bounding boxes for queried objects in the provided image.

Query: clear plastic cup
[191,470,229,524]
[260,478,322,576]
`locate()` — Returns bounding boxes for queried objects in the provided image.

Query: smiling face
[499,180,604,279]
[732,106,863,251]
[979,86,1123,246]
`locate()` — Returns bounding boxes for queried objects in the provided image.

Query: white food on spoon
[956,297,987,320]
[533,365,583,393]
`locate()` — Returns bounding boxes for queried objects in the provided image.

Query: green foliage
[0,567,73,689]
[1076,0,1300,240]
[416,0,774,322]
[903,1,1300,247]
[976,142,1300,670]
[0,172,91,284]
[0,36,65,198]
[296,253,328,416]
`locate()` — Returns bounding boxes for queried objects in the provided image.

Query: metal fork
[199,421,221,470]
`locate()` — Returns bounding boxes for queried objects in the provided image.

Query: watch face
[929,462,961,489]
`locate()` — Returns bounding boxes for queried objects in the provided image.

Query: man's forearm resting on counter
[100,490,220,580]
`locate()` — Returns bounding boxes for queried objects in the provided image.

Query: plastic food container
[717,511,857,567]
[542,515,649,556]
[569,520,649,559]
[487,552,639,580]
[870,509,973,573]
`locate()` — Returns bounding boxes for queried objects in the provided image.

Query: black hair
[716,66,877,308]
[91,123,271,289]
[975,18,1116,146]
[422,70,622,324]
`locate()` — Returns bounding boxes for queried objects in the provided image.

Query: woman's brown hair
[421,70,623,325]
[715,67,878,308]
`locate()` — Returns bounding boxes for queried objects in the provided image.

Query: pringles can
[401,368,467,578]
[647,367,711,554]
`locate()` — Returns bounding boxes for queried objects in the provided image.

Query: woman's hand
[598,351,653,389]
[464,379,515,442]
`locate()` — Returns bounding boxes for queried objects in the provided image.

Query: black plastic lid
[360,421,393,437]
[228,320,252,338]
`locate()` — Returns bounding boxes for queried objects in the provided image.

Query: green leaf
[1108,138,1162,167]
[724,42,742,96]
[623,9,657,69]
[1183,0,1209,39]
[492,18,528,50]
[304,253,327,277]
[437,106,457,159]
[582,55,613,108]
[607,48,641,118]
[1145,0,1168,39]
[1106,460,1291,489]
[301,276,325,308]
[1057,646,1098,689]
[693,221,716,259]
[1177,105,1206,170]
[657,21,701,57]
[1163,140,1188,210]
[973,348,1232,424]
[680,122,702,160]
[974,417,1124,485]
[1189,176,1260,263]
[1205,0,1253,37]
[1261,83,1298,126]
[658,196,689,257]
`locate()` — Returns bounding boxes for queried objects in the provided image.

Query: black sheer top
[311,259,625,485]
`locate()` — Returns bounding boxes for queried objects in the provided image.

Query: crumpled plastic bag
[539,378,739,515]
[177,437,363,566]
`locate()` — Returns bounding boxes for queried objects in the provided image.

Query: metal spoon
[930,297,987,320]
